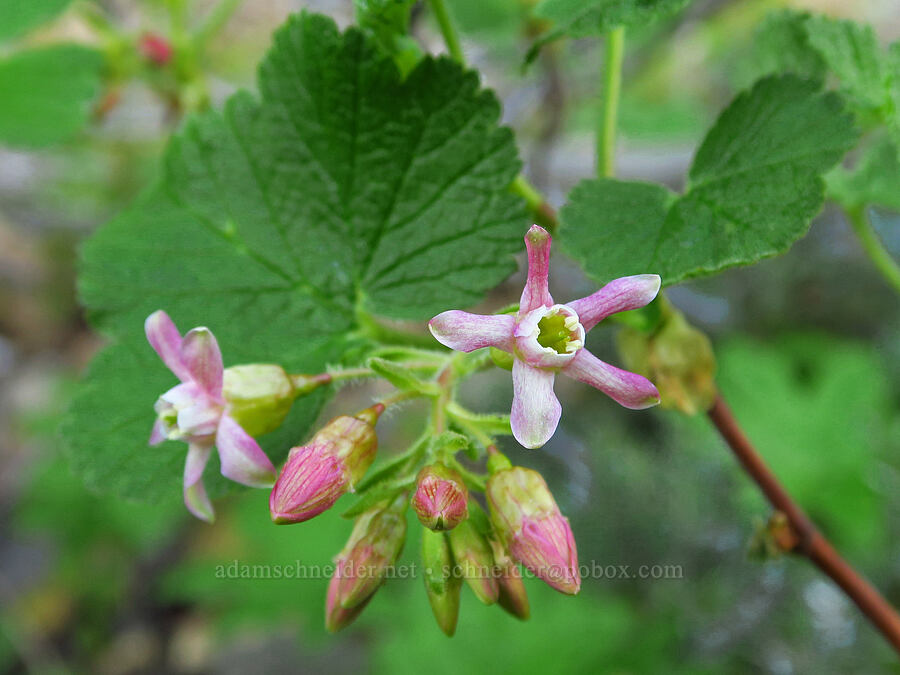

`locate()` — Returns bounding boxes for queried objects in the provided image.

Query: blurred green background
[2,0,900,672]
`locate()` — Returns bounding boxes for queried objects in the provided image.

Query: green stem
[598,27,625,179]
[379,388,424,408]
[846,207,900,295]
[429,0,464,63]
[448,410,495,449]
[329,367,377,382]
[166,0,189,41]
[510,174,543,213]
[510,175,560,234]
[194,0,244,47]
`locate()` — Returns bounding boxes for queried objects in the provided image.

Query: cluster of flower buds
[407,449,573,635]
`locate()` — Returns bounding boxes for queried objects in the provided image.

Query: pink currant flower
[429,225,661,449]
[145,310,277,522]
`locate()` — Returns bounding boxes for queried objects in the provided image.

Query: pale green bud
[421,528,462,636]
[222,364,295,436]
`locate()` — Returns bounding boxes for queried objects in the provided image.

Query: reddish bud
[139,33,173,66]
[329,495,407,611]
[411,463,468,531]
[269,404,382,524]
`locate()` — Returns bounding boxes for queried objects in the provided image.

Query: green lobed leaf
[559,75,858,285]
[534,0,690,38]
[804,14,892,116]
[0,45,103,147]
[354,0,422,76]
[0,0,72,42]
[528,0,691,62]
[165,12,525,321]
[742,10,826,87]
[68,12,526,503]
[749,11,896,127]
[827,135,900,212]
[888,42,900,153]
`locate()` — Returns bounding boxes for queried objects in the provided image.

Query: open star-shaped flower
[429,225,661,449]
[146,310,276,522]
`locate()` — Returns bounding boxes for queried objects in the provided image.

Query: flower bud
[329,495,407,610]
[617,305,716,415]
[447,511,499,605]
[412,464,468,531]
[222,364,295,437]
[269,404,382,524]
[489,538,530,620]
[421,528,462,636]
[139,32,173,65]
[325,581,373,633]
[487,466,580,595]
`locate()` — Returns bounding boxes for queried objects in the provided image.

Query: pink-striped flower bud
[328,495,408,613]
[447,510,499,605]
[487,466,580,595]
[412,463,468,531]
[269,404,382,524]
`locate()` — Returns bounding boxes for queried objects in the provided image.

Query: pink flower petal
[180,327,224,396]
[519,225,554,314]
[566,274,661,332]
[159,381,201,407]
[511,359,561,449]
[215,415,276,488]
[149,418,167,446]
[184,443,214,522]
[145,310,191,381]
[429,311,515,352]
[176,402,222,438]
[563,348,660,409]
